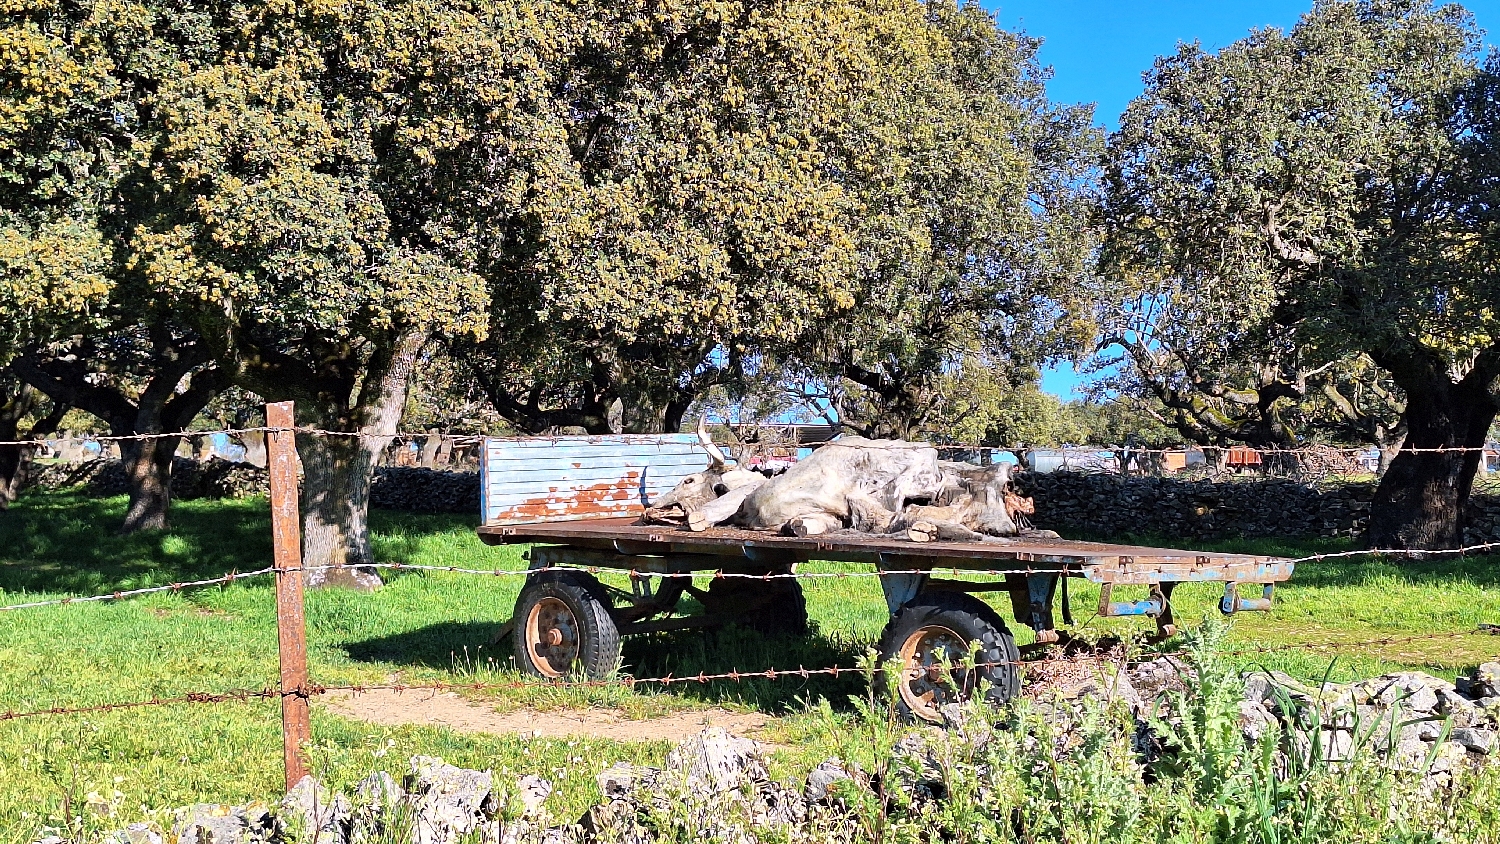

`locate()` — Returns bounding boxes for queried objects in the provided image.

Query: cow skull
[643,418,763,519]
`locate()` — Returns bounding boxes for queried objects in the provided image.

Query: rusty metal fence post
[266,401,311,788]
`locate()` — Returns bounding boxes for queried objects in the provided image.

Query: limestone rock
[804,758,854,804]
[1475,663,1500,699]
[664,728,768,794]
[109,825,163,844]
[172,803,273,844]
[406,756,498,844]
[1435,687,1483,727]
[578,800,649,844]
[1238,699,1276,743]
[596,762,655,802]
[514,775,552,819]
[1452,726,1496,755]
[281,775,350,844]
[891,733,947,801]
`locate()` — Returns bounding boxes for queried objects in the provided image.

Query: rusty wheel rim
[897,624,969,722]
[525,597,579,678]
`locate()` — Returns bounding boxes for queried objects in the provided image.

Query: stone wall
[27,459,1500,542]
[1019,471,1500,545]
[26,459,480,515]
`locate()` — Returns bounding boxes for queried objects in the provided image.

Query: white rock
[407,756,498,844]
[1452,726,1496,755]
[804,758,853,804]
[281,775,349,844]
[1238,700,1276,743]
[515,774,552,818]
[664,728,768,794]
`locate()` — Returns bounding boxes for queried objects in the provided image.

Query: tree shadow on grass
[343,620,509,670]
[0,492,487,597]
[342,619,871,714]
[0,491,275,596]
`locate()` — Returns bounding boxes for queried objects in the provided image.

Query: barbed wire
[10,539,1500,615]
[2,626,1492,724]
[0,425,1492,457]
[0,568,276,612]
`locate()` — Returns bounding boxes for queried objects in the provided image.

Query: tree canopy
[1102,0,1497,548]
[772,0,1100,440]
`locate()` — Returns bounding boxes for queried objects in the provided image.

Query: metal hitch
[1220,582,1274,614]
[1098,583,1169,618]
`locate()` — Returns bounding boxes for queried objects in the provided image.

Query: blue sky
[992,0,1500,399]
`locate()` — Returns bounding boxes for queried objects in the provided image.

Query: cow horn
[697,417,729,468]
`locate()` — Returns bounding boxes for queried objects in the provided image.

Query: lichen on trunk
[297,431,384,590]
[245,330,426,590]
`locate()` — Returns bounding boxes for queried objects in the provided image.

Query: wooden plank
[266,402,310,789]
[482,435,712,525]
[476,517,1289,580]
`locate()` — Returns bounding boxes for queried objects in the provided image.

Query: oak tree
[127,1,554,573]
[788,0,1100,440]
[1103,0,1495,547]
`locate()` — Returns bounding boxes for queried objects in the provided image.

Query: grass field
[2,490,1498,838]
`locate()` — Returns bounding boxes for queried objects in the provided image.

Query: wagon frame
[476,435,1293,722]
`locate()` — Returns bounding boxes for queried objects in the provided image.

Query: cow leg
[907,520,986,543]
[785,513,843,536]
[848,492,898,533]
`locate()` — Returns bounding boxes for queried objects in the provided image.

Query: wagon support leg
[1153,581,1178,641]
[1005,573,1062,644]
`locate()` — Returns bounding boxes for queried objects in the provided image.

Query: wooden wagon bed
[477,517,1292,587]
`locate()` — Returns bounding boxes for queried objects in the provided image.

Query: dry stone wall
[26,459,481,515]
[26,459,1500,542]
[1016,471,1500,545]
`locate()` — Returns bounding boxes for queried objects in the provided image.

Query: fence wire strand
[9,540,1500,614]
[2,626,1493,724]
[0,568,276,612]
[0,425,1493,457]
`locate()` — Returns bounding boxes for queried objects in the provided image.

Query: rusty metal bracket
[1098,582,1165,619]
[1221,582,1275,614]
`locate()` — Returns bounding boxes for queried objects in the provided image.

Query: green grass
[1,490,1498,838]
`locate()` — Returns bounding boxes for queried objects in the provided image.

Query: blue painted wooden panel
[481,434,711,525]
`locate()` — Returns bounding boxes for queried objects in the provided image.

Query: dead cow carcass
[646,432,1037,540]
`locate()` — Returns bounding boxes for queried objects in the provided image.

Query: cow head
[645,418,763,516]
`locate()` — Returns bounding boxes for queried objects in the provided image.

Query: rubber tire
[875,592,1021,723]
[698,575,810,637]
[512,570,621,680]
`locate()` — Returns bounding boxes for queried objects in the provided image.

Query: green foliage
[0,1,117,362]
[789,0,1100,439]
[1100,0,1500,543]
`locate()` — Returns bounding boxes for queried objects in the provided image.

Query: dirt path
[321,688,776,744]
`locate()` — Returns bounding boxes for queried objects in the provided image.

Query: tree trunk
[1364,379,1495,550]
[9,334,223,533]
[298,431,383,590]
[620,397,670,434]
[0,379,68,508]
[292,331,426,590]
[117,436,180,533]
[0,390,33,508]
[1375,433,1406,479]
[0,446,25,507]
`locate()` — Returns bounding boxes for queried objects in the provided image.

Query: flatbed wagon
[476,435,1293,722]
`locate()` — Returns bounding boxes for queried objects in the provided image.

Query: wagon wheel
[512,571,621,680]
[875,593,1020,724]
